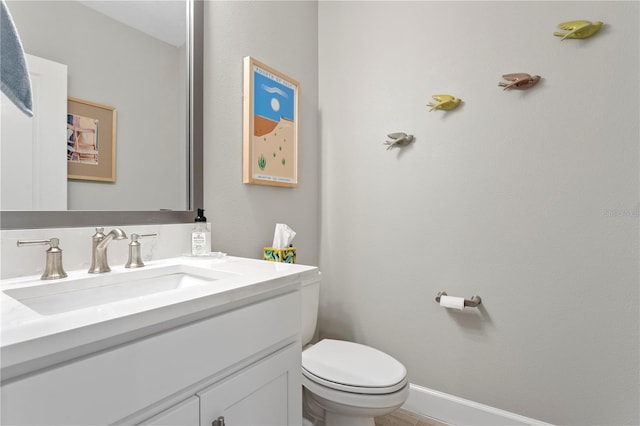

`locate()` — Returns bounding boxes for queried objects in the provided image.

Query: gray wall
[203,1,320,264]
[318,1,639,425]
[7,1,187,211]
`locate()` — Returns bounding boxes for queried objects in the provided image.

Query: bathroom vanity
[1,256,319,425]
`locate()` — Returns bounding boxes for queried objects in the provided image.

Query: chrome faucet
[88,228,128,273]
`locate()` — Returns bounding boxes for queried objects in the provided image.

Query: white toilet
[301,279,409,426]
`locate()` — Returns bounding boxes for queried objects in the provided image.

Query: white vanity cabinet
[1,289,303,426]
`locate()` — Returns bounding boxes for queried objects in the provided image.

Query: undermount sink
[3,264,237,316]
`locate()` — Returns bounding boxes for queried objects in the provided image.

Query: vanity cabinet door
[198,344,301,426]
[138,396,199,426]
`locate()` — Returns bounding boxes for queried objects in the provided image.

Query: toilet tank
[301,277,320,347]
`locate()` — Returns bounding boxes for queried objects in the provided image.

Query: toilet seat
[302,339,407,395]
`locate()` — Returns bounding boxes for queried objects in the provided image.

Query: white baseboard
[402,384,554,426]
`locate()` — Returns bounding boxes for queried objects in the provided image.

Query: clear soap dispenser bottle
[191,208,210,256]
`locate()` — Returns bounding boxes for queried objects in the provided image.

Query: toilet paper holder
[435,291,482,308]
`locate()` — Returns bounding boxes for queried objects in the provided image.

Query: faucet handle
[92,227,106,239]
[125,233,157,268]
[17,238,68,280]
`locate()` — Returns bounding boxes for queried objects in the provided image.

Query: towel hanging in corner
[1,0,33,116]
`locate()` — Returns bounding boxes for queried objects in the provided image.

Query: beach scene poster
[243,57,299,187]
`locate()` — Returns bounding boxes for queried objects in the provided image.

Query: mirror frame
[0,0,203,230]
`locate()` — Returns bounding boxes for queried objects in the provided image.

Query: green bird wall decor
[554,20,603,40]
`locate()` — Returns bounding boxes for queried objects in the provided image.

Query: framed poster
[243,56,299,187]
[67,97,116,182]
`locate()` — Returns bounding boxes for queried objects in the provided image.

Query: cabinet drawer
[138,396,199,426]
[1,291,300,425]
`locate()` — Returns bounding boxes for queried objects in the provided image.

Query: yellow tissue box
[263,247,296,263]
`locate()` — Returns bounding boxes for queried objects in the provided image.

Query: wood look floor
[375,408,450,426]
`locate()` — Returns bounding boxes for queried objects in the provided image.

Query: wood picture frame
[243,56,299,187]
[67,97,116,182]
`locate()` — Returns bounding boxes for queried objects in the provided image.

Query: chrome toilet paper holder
[435,291,482,308]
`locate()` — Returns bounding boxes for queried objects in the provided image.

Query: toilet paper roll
[439,295,465,311]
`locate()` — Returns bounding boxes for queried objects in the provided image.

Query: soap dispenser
[191,208,210,256]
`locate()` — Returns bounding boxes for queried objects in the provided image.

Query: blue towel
[1,0,33,117]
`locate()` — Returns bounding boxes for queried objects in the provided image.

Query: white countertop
[1,256,318,380]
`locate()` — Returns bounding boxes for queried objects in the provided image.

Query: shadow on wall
[444,304,494,334]
[319,302,356,342]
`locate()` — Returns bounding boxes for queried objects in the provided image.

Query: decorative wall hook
[384,132,414,150]
[427,95,462,112]
[498,73,541,90]
[554,20,603,40]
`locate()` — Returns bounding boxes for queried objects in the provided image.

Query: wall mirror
[1,0,202,229]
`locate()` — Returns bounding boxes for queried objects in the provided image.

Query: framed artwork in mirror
[243,56,299,187]
[67,97,116,182]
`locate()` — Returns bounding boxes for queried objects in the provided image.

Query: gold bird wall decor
[554,20,603,40]
[498,73,542,90]
[427,95,462,112]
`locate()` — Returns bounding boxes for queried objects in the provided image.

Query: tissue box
[263,247,296,263]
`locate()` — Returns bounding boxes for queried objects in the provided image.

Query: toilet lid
[302,339,407,393]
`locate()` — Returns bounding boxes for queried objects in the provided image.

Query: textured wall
[203,1,320,264]
[318,1,639,424]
